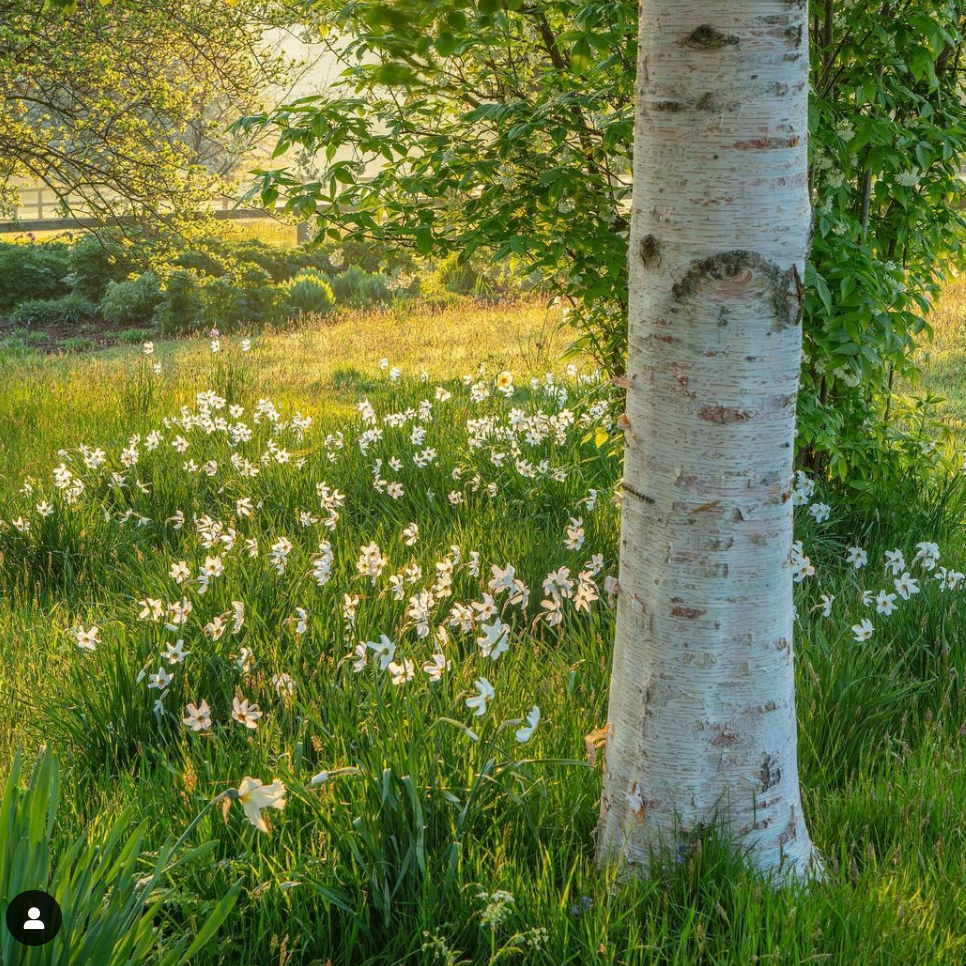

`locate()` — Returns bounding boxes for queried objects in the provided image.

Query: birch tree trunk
[597,0,820,879]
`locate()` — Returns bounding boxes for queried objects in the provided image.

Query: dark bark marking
[698,405,751,424]
[711,731,740,748]
[671,250,804,331]
[760,754,782,791]
[733,135,800,150]
[695,91,737,112]
[639,233,661,268]
[671,605,706,619]
[778,806,798,846]
[681,24,740,49]
[622,482,655,504]
[651,93,737,113]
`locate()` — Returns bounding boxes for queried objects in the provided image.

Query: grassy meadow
[2,299,966,964]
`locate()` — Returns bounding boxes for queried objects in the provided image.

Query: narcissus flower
[232,696,262,730]
[74,625,100,651]
[234,777,286,833]
[894,572,920,600]
[515,705,541,743]
[466,678,495,717]
[852,619,874,642]
[183,700,211,732]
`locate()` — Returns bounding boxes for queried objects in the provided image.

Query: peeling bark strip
[597,0,820,882]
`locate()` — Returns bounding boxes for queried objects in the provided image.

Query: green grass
[2,301,966,965]
[0,216,299,248]
[912,275,966,433]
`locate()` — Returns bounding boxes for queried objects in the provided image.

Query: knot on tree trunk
[671,251,804,329]
[680,24,740,49]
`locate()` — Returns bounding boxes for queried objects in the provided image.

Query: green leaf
[414,225,433,255]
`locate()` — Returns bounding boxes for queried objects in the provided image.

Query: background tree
[246,0,966,492]
[0,0,301,239]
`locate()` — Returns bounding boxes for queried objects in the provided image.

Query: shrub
[357,270,392,303]
[10,292,94,327]
[117,326,155,344]
[99,272,163,326]
[68,231,133,301]
[175,238,330,282]
[327,263,392,304]
[279,271,336,316]
[156,269,204,335]
[202,265,280,331]
[0,242,72,312]
[431,252,484,295]
[174,247,225,277]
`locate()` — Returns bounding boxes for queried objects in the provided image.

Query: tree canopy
[0,0,298,235]
[245,0,966,489]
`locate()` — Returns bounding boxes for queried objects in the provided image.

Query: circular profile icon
[5,890,62,946]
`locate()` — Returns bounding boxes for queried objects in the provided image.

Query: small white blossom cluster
[792,470,962,643]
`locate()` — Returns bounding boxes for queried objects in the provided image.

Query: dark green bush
[10,292,95,327]
[68,231,133,301]
[156,269,204,335]
[203,265,279,331]
[175,238,330,282]
[327,263,392,303]
[0,242,72,312]
[99,272,162,326]
[158,265,280,335]
[279,271,336,316]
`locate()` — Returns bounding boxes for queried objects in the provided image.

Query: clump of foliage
[243,0,966,493]
[202,266,280,331]
[155,265,280,335]
[327,263,393,304]
[0,241,72,312]
[799,4,966,491]
[99,272,162,326]
[1,748,239,965]
[155,269,203,336]
[10,292,94,327]
[68,232,136,301]
[279,271,336,317]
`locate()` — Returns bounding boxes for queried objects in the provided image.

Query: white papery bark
[597,1,819,879]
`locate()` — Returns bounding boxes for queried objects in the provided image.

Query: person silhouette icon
[6,889,61,945]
